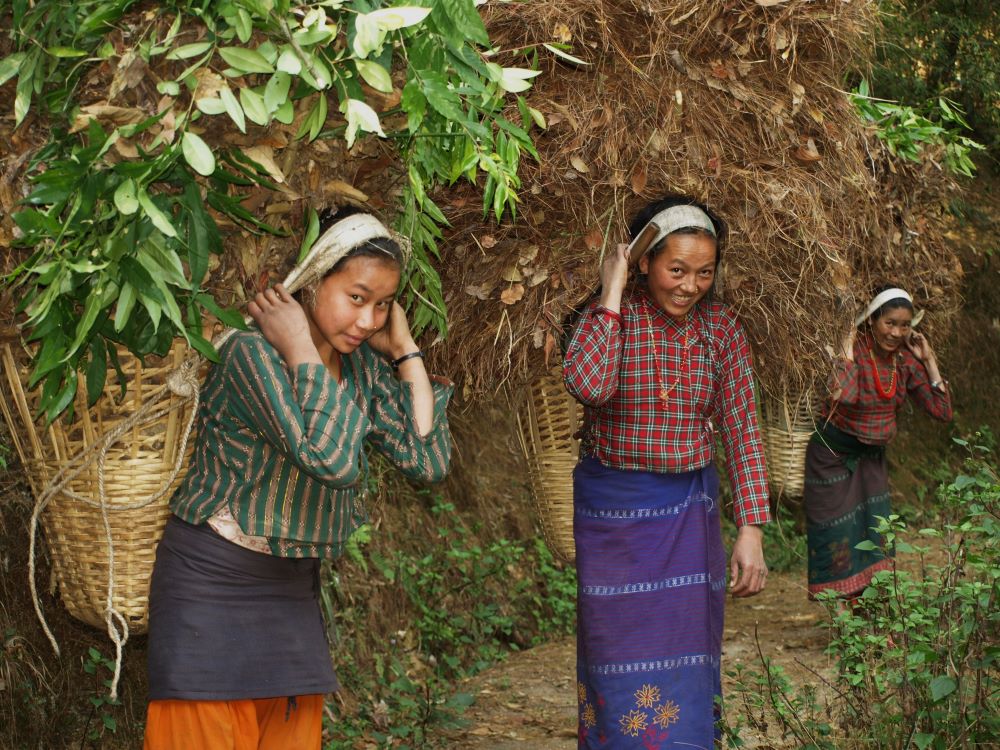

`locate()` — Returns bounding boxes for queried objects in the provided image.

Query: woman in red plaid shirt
[804,286,952,602]
[563,195,771,749]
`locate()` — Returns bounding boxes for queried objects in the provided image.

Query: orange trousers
[143,694,323,750]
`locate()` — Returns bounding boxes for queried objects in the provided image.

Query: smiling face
[869,305,913,355]
[308,255,400,356]
[639,232,718,319]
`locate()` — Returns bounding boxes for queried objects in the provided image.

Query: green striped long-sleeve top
[170,330,453,558]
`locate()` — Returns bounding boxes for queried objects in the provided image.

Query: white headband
[855,288,912,326]
[645,205,717,250]
[282,213,400,294]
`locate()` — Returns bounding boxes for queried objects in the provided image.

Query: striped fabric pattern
[170,330,452,558]
[563,292,770,527]
[825,335,952,445]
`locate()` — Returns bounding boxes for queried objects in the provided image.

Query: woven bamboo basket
[514,369,579,564]
[0,340,200,633]
[760,389,817,500]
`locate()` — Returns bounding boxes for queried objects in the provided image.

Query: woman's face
[310,255,400,354]
[639,232,717,319]
[870,306,913,355]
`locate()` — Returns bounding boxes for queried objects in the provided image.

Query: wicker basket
[0,341,200,633]
[760,389,817,500]
[514,369,579,564]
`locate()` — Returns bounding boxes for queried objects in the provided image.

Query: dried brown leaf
[500,284,525,305]
[630,163,648,194]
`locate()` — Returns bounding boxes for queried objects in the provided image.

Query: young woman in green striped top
[143,209,453,750]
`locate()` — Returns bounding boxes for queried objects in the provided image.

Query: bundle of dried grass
[428,0,961,401]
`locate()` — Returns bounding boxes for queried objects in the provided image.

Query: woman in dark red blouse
[563,195,770,749]
[804,285,952,601]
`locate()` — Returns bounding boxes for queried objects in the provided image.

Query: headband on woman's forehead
[645,205,717,249]
[282,213,406,294]
[855,287,912,326]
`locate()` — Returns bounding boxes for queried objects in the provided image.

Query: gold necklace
[643,301,692,410]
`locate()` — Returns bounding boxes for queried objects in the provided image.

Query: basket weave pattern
[515,370,579,564]
[0,342,198,633]
[760,390,816,500]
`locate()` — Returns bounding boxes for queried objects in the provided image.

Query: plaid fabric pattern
[563,292,771,527]
[825,335,952,445]
[171,330,453,558]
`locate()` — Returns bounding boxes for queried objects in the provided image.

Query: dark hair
[628,193,726,268]
[317,206,404,274]
[867,282,913,323]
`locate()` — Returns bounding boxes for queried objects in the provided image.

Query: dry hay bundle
[429,0,960,401]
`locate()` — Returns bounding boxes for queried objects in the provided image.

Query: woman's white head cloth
[855,287,912,327]
[282,213,410,295]
[645,205,717,248]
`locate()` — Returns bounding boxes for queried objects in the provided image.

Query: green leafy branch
[1,0,541,420]
[851,78,985,178]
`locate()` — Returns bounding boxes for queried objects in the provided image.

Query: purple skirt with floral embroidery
[573,456,725,750]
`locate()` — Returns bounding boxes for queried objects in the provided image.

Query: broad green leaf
[14,53,35,125]
[0,53,26,86]
[401,80,426,131]
[234,8,253,43]
[45,46,88,58]
[298,53,331,90]
[85,338,108,407]
[274,100,294,124]
[422,73,464,122]
[263,72,291,113]
[353,13,384,59]
[368,7,432,30]
[166,42,213,60]
[138,238,189,289]
[196,293,246,329]
[293,25,336,46]
[182,132,216,176]
[115,281,137,332]
[239,87,270,126]
[542,43,591,66]
[137,190,178,237]
[114,179,139,214]
[220,87,246,132]
[218,47,274,74]
[355,60,392,93]
[257,42,279,65]
[196,97,227,115]
[341,98,385,147]
[435,0,489,47]
[46,370,78,425]
[298,207,320,263]
[929,675,957,702]
[498,67,541,93]
[275,48,302,75]
[527,106,547,129]
[140,293,163,331]
[64,287,105,360]
[157,80,181,96]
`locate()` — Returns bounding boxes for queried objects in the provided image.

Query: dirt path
[432,569,831,748]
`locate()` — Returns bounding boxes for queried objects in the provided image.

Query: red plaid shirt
[825,334,952,445]
[563,292,771,527]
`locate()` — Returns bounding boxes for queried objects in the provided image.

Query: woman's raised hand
[839,328,856,361]
[248,284,321,366]
[905,331,934,362]
[598,242,630,313]
[367,302,418,360]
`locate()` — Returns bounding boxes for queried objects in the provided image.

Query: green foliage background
[871,0,999,157]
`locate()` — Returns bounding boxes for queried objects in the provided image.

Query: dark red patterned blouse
[563,291,771,527]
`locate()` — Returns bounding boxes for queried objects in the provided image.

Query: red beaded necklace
[643,300,693,410]
[868,343,897,400]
